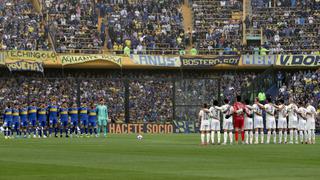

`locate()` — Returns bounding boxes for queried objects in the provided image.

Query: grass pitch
[0,134,320,180]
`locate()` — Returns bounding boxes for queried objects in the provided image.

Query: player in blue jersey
[59,102,69,138]
[48,99,59,137]
[37,103,48,138]
[69,103,79,137]
[79,102,89,137]
[12,103,21,138]
[3,103,13,139]
[20,102,29,138]
[88,102,98,137]
[28,101,38,138]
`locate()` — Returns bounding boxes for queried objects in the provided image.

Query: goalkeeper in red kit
[233,96,249,144]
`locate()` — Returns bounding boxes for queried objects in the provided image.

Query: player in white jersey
[274,99,288,144]
[208,100,221,145]
[252,98,264,144]
[257,97,276,144]
[306,102,317,144]
[215,99,234,145]
[199,103,210,145]
[244,99,254,144]
[297,102,307,144]
[287,98,299,144]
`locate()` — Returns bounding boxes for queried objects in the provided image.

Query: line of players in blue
[2,100,100,139]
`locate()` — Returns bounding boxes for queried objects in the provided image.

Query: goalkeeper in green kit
[97,98,109,137]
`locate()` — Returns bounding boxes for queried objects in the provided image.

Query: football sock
[207,132,214,144]
[255,131,259,143]
[267,130,271,143]
[299,131,303,143]
[249,131,253,144]
[294,130,298,143]
[217,131,220,143]
[245,131,249,143]
[279,131,283,143]
[235,131,238,142]
[223,132,227,144]
[104,127,107,136]
[284,131,287,143]
[272,130,276,144]
[97,127,101,135]
[304,130,308,142]
[201,133,205,144]
[311,129,315,143]
[241,131,245,141]
[210,131,214,144]
[229,132,233,143]
[260,131,264,143]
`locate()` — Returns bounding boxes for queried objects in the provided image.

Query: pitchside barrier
[107,121,200,134]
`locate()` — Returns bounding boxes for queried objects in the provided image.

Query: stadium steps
[30,0,41,13]
[244,0,262,43]
[182,0,193,49]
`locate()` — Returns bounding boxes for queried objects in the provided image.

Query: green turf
[0,134,320,180]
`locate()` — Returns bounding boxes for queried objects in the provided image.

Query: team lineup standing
[199,96,317,145]
[2,98,109,139]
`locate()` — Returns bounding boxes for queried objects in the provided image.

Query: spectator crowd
[97,0,185,54]
[0,70,258,123]
[0,0,49,50]
[44,0,103,53]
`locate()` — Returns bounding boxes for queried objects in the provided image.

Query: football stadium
[0,0,320,179]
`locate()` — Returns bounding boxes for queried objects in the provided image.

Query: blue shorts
[80,120,88,126]
[39,120,47,127]
[89,121,96,127]
[71,121,78,127]
[4,120,12,128]
[49,118,58,125]
[60,120,68,127]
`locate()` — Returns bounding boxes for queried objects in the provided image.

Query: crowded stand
[0,70,259,123]
[44,0,103,53]
[99,0,186,54]
[251,0,320,54]
[0,0,319,138]
[0,0,49,50]
[191,0,243,55]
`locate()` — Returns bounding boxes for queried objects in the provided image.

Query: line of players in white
[199,98,318,145]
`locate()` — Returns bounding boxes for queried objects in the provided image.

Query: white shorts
[245,118,253,130]
[266,118,276,129]
[254,116,263,129]
[223,119,233,130]
[306,120,315,130]
[288,119,298,129]
[277,118,287,129]
[210,119,220,131]
[200,120,210,131]
[298,119,307,131]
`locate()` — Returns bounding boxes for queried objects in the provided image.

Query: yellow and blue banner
[130,54,181,67]
[6,60,44,73]
[242,55,276,66]
[60,54,122,66]
[277,55,320,66]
